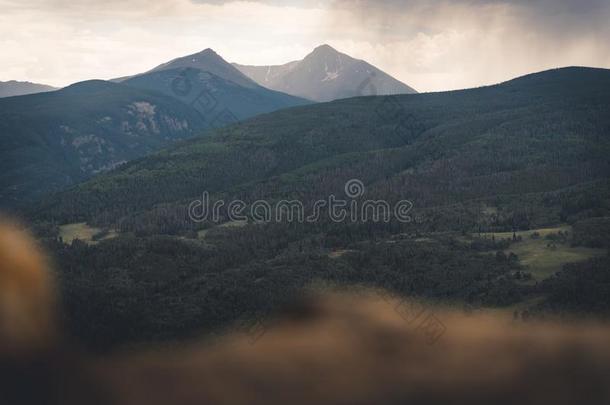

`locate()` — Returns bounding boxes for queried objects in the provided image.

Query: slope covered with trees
[36,67,610,232]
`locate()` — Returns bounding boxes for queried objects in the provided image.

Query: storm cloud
[1,0,608,91]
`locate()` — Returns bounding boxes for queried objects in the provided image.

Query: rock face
[234,44,417,102]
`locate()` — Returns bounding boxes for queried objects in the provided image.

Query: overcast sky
[1,0,609,92]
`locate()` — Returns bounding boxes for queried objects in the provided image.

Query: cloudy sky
[1,0,609,92]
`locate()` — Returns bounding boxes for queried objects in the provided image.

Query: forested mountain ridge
[35,67,610,232]
[0,80,207,207]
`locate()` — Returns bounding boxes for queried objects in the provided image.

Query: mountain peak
[199,48,219,56]
[314,44,337,51]
[311,44,340,56]
[234,44,417,102]
[145,47,257,88]
[180,48,224,63]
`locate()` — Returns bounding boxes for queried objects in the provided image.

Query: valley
[58,222,118,245]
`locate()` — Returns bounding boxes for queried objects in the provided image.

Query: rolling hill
[234,44,417,101]
[0,80,57,98]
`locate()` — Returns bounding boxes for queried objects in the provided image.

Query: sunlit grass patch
[480,225,570,240]
[508,240,604,280]
[59,222,117,245]
[478,225,605,281]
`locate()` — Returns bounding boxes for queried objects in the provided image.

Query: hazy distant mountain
[0,80,57,98]
[0,80,206,206]
[234,44,417,102]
